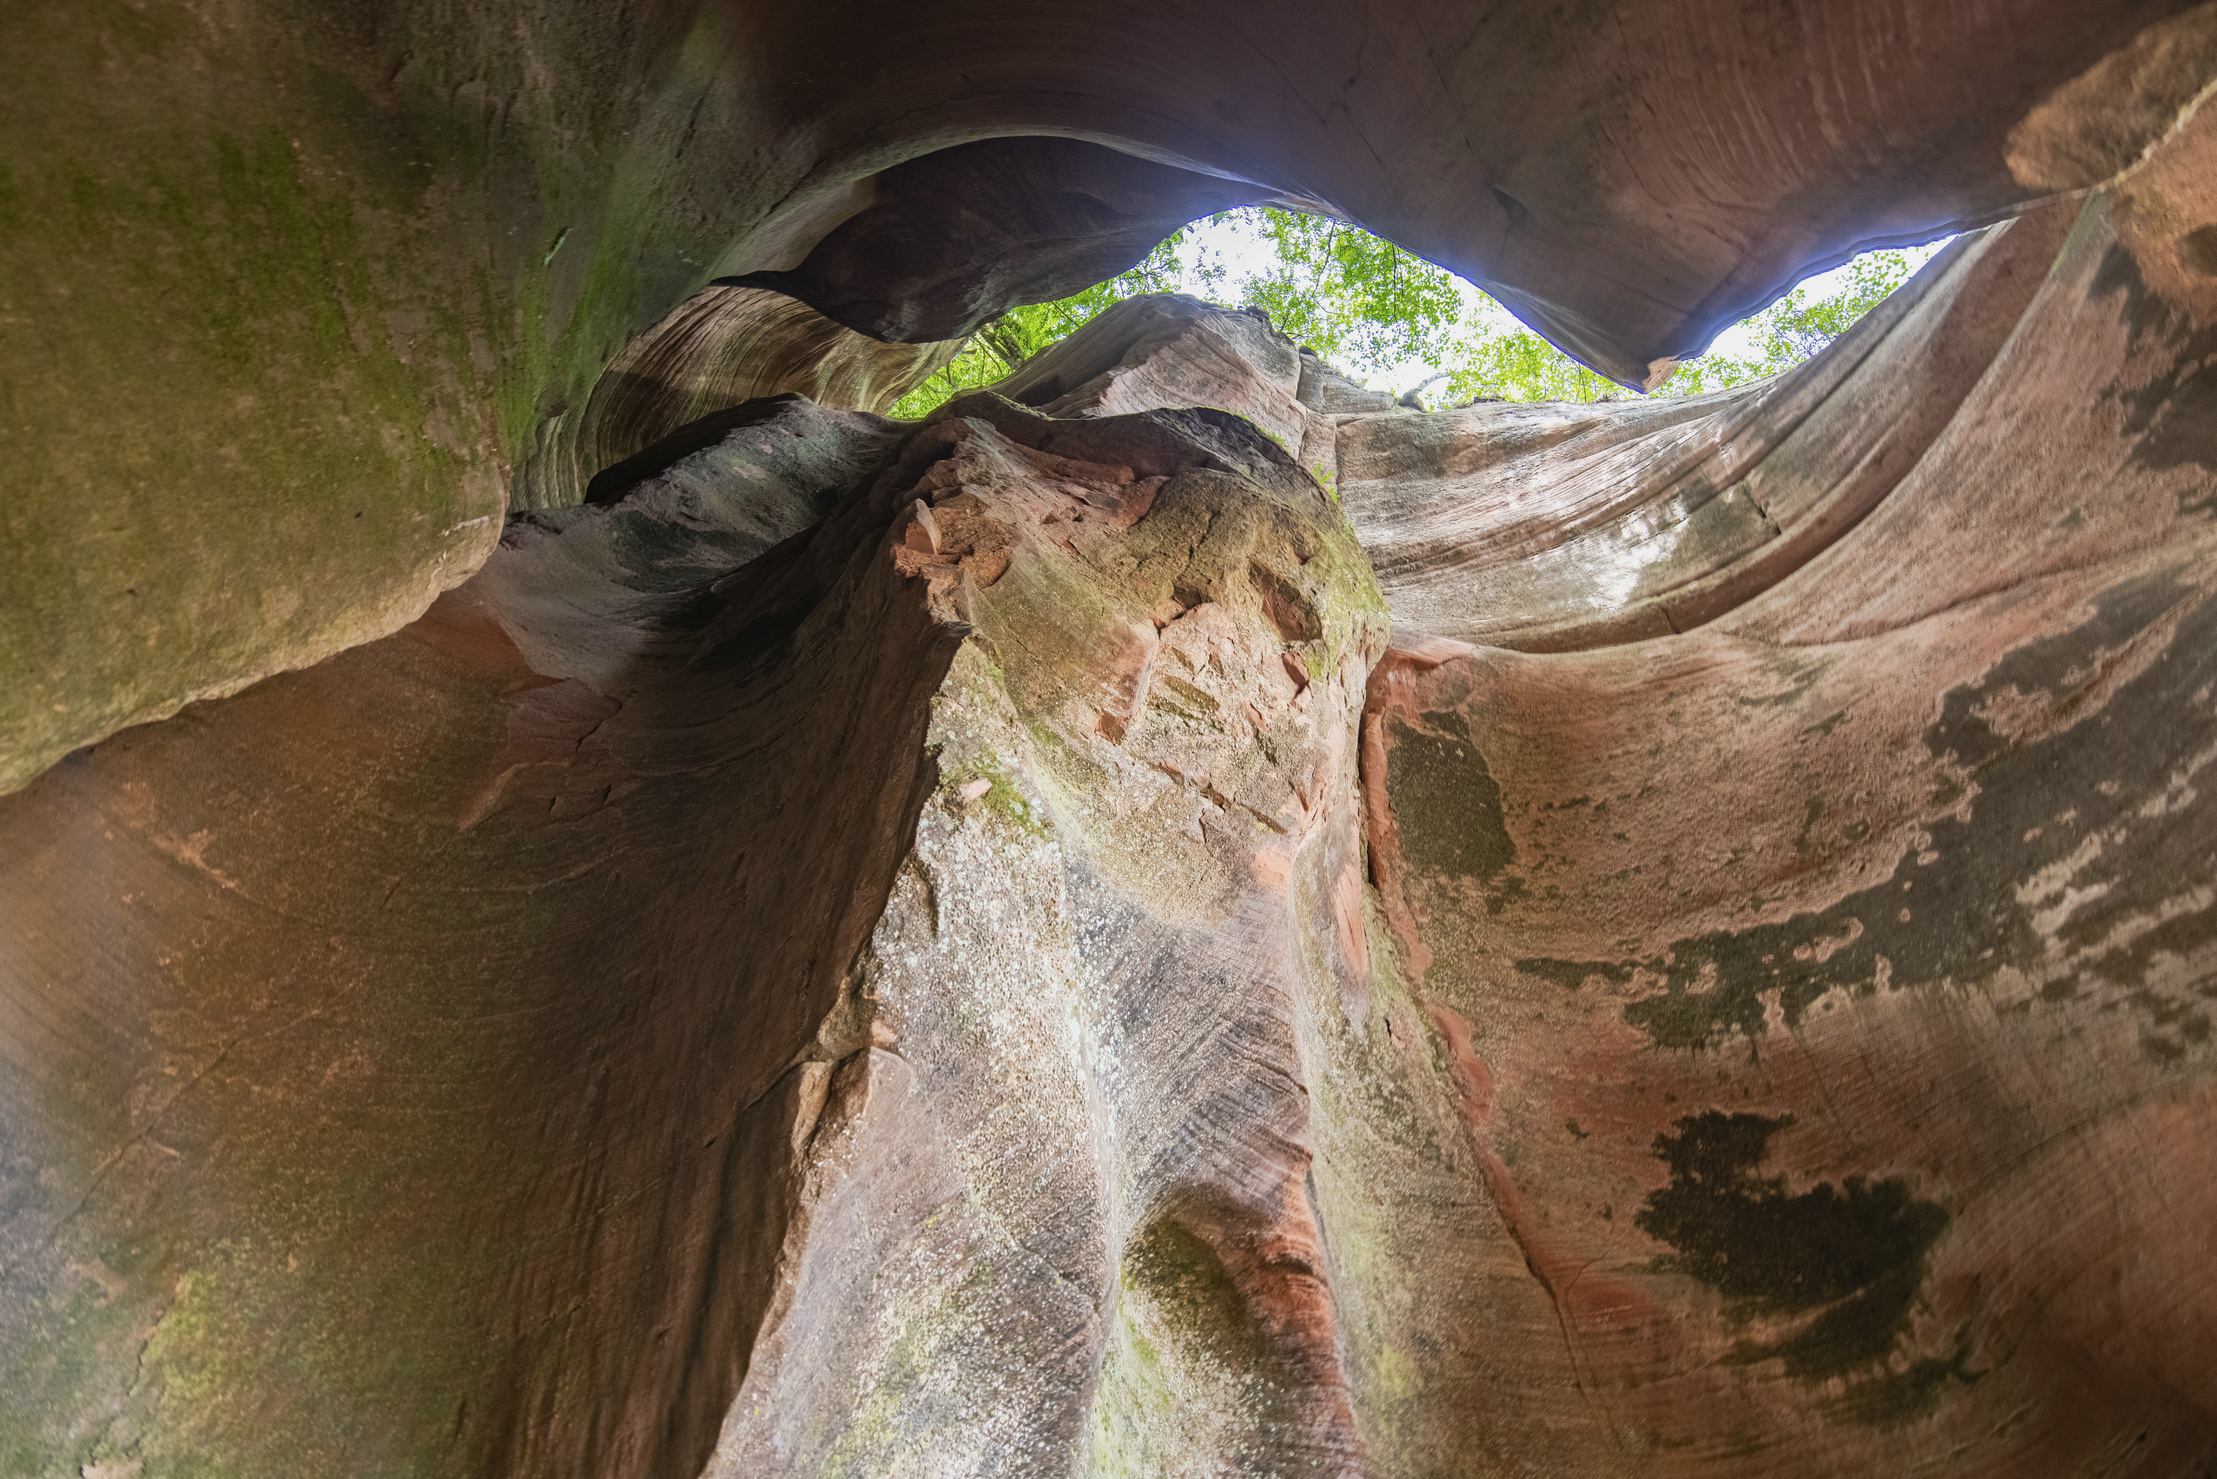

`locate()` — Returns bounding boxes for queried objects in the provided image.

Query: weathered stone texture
[6,6,2217,1477]
[1352,108,2217,1475]
[7,0,2206,794]
[0,385,1397,1474]
[0,395,955,1475]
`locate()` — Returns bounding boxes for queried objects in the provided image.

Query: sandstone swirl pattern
[4,6,2217,1476]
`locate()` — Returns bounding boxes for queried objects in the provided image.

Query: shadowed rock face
[0,396,948,1476]
[7,104,2217,1469]
[516,288,966,511]
[722,136,1267,345]
[5,5,2217,1476]
[8,0,2213,787]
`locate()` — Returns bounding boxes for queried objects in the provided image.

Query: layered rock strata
[1348,111,2217,1474]
[513,287,964,511]
[4,21,2217,1475]
[9,1,2211,791]
[7,106,2217,1463]
[0,388,1393,1475]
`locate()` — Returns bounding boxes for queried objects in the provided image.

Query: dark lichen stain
[1516,956,1636,991]
[2132,994,2210,1062]
[2178,225,2217,279]
[2089,241,2217,490]
[1508,565,2217,1054]
[1636,1112,1965,1421]
[2089,902,2217,993]
[1388,710,1515,882]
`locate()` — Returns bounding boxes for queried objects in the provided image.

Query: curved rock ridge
[8,0,2212,799]
[712,2,2213,386]
[0,393,940,1477]
[0,389,1392,1475]
[722,136,1266,345]
[1033,154,2200,662]
[968,248,2081,655]
[1331,209,2080,651]
[512,286,962,511]
[1353,103,2217,1475]
[995,293,1313,450]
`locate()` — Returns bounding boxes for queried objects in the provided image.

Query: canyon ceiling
[3,2,2217,1475]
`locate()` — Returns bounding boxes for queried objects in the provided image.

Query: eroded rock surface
[1334,207,2081,651]
[0,387,1396,1475]
[1348,104,2217,1476]
[6,21,2217,1476]
[9,0,2212,794]
[514,287,963,510]
[0,394,947,1475]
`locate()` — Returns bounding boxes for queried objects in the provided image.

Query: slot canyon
[3,2,2216,1474]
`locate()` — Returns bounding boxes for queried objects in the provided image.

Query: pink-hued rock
[1351,109,2217,1476]
[10,0,2207,792]
[0,396,954,1476]
[0,390,1390,1476]
[5,13,2217,1475]
[515,287,964,510]
[1333,201,2084,652]
[707,397,1387,1475]
[998,294,1313,454]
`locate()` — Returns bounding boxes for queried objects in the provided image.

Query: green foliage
[892,206,1941,418]
[1438,249,1925,403]
[1438,313,1625,405]
[1656,251,1921,396]
[888,232,1191,418]
[1227,210,1463,370]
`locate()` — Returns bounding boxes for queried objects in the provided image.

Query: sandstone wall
[4,5,2217,1475]
[7,0,2208,790]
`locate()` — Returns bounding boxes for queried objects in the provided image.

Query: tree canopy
[890,208,1939,418]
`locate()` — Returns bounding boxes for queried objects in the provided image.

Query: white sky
[1170,213,1950,396]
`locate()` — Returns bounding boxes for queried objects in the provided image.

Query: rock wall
[1352,108,2217,1474]
[7,0,2210,791]
[5,4,2217,1476]
[7,103,2217,1469]
[0,385,1394,1474]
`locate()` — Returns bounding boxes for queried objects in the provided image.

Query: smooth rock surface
[1352,103,2217,1477]
[1332,204,2081,651]
[0,394,944,1475]
[5,9,2217,1475]
[0,390,1394,1475]
[7,0,2209,794]
[514,287,962,510]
